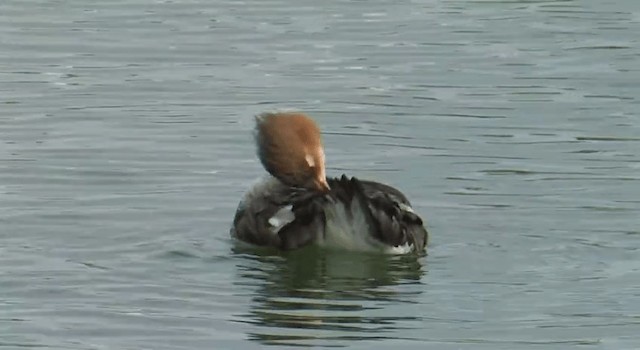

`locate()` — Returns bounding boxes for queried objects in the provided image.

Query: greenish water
[1,0,639,349]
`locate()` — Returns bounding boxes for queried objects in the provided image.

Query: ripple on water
[230,246,426,347]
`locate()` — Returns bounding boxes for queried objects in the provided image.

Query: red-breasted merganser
[230,111,428,254]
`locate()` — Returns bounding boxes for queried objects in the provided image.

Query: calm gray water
[1,0,639,349]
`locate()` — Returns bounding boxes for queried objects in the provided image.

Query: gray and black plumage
[231,175,428,253]
[230,111,429,254]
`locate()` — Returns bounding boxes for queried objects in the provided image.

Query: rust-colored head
[254,111,330,193]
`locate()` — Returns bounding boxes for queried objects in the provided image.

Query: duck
[230,111,428,254]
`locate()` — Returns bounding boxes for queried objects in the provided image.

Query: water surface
[1,0,639,349]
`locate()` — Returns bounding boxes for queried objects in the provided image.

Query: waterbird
[230,111,428,254]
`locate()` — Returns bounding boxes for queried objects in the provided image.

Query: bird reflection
[232,245,426,347]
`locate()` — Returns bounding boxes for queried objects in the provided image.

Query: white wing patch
[398,203,415,213]
[321,199,415,254]
[268,205,295,234]
[321,199,378,251]
[386,242,413,254]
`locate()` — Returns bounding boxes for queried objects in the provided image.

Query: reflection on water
[232,246,425,347]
